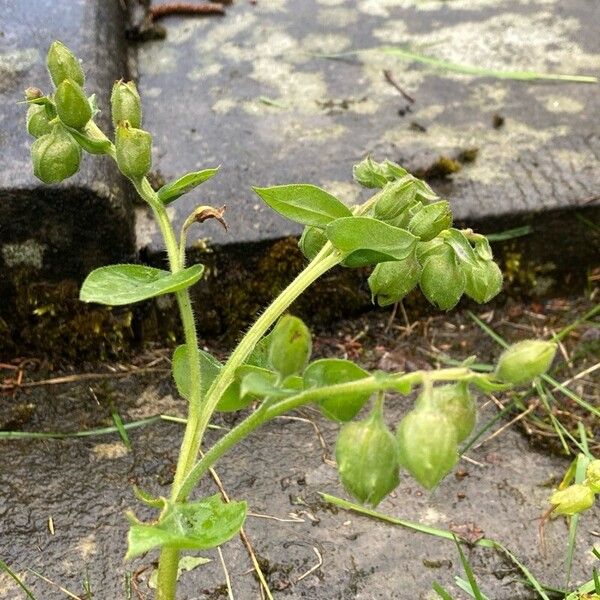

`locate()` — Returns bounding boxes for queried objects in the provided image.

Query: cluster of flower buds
[111,80,152,179]
[25,42,152,184]
[550,460,600,516]
[26,41,90,183]
[351,157,504,310]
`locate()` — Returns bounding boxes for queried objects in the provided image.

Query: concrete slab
[136,0,600,253]
[0,0,135,305]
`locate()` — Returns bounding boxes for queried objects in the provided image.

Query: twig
[204,457,274,600]
[383,69,415,103]
[217,547,235,600]
[473,401,539,449]
[150,2,226,19]
[296,546,323,582]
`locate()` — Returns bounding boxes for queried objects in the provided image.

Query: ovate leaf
[157,168,220,204]
[304,358,371,421]
[172,345,222,400]
[443,229,479,269]
[326,217,417,267]
[80,264,204,305]
[126,494,247,559]
[253,184,352,227]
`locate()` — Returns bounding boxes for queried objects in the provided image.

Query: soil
[0,295,598,599]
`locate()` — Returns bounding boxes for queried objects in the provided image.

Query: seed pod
[31,124,81,184]
[586,460,600,493]
[415,382,476,443]
[407,200,452,241]
[335,405,400,506]
[299,226,327,260]
[27,103,54,138]
[268,315,312,378]
[419,244,465,310]
[111,80,142,129]
[373,179,416,222]
[396,409,458,489]
[304,358,370,421]
[115,122,152,179]
[368,252,421,306]
[495,340,557,385]
[550,484,595,516]
[464,258,503,304]
[55,78,92,129]
[47,41,84,87]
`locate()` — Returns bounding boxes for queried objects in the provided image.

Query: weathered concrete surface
[135,0,600,257]
[0,1,136,332]
[1,304,598,599]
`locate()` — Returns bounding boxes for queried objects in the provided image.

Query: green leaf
[326,217,417,267]
[432,582,455,600]
[304,358,371,421]
[443,229,479,269]
[253,184,352,227]
[67,125,112,154]
[172,345,222,400]
[80,264,204,306]
[157,168,220,204]
[126,494,246,559]
[239,369,294,399]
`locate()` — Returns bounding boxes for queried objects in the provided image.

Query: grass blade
[433,581,456,599]
[0,560,37,600]
[485,226,533,242]
[452,536,485,600]
[111,410,131,450]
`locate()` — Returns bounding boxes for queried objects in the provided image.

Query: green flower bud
[396,409,458,489]
[550,484,595,516]
[115,122,152,179]
[407,200,452,241]
[415,382,476,443]
[268,315,312,378]
[31,124,81,184]
[47,41,84,87]
[335,405,400,506]
[111,80,142,129]
[55,79,92,129]
[464,258,503,304]
[27,103,54,138]
[368,251,421,306]
[495,340,557,385]
[416,237,445,262]
[419,245,465,311]
[299,226,327,260]
[353,156,389,188]
[586,460,600,493]
[373,179,417,222]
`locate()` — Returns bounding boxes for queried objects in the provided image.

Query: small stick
[150,2,226,19]
[217,547,235,600]
[383,69,415,103]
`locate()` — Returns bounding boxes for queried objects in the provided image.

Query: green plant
[23,42,561,599]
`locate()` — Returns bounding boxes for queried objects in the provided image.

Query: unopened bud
[47,41,84,87]
[55,79,91,129]
[27,104,54,138]
[464,258,503,304]
[408,200,452,241]
[31,124,81,183]
[373,179,417,222]
[353,156,389,188]
[550,484,595,516]
[299,226,327,260]
[368,252,421,306]
[336,405,400,506]
[586,460,600,493]
[111,80,142,129]
[25,87,44,101]
[396,409,458,489]
[115,122,152,179]
[419,245,465,310]
[495,340,557,385]
[268,315,312,378]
